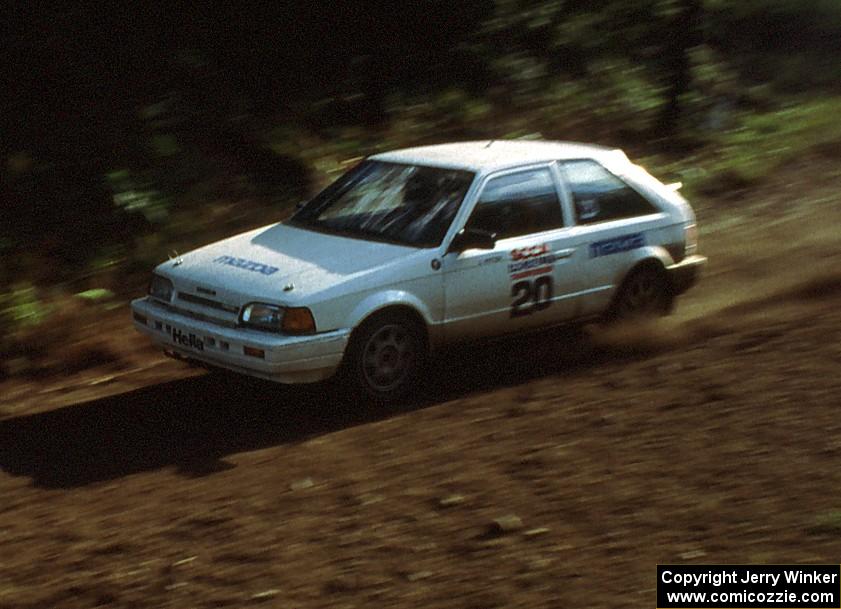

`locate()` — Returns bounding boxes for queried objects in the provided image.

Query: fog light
[243,346,265,359]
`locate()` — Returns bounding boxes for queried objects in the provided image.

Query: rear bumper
[667,254,707,295]
[131,297,350,383]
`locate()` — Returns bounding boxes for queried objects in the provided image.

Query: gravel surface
[2,169,840,608]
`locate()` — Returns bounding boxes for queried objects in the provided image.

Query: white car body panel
[158,223,419,305]
[371,140,627,174]
[442,227,584,341]
[132,297,350,383]
[132,140,706,384]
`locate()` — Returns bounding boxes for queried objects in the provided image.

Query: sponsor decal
[508,243,556,316]
[508,244,558,280]
[213,255,279,276]
[171,327,204,351]
[510,276,552,317]
[589,233,645,258]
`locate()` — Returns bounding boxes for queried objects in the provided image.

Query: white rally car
[132,140,705,401]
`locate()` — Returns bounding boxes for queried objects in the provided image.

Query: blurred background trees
[2,1,841,308]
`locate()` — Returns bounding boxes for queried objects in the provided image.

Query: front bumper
[667,254,707,295]
[131,297,350,383]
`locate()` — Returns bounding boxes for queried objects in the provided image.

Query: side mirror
[448,227,497,253]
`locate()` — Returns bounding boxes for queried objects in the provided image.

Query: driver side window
[465,168,564,240]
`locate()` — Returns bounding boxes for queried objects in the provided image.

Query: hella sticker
[589,233,645,258]
[213,255,279,276]
[171,327,204,351]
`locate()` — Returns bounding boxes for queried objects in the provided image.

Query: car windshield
[288,160,475,247]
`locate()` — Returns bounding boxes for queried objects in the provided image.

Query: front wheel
[608,266,672,321]
[343,312,426,404]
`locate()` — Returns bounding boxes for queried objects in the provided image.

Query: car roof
[369,140,627,174]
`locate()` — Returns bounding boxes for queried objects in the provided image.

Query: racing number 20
[510,275,553,317]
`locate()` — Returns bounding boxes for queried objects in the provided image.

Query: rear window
[560,160,659,225]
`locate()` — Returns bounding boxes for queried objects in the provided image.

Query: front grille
[158,301,240,329]
[177,291,239,314]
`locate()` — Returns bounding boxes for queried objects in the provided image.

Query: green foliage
[106,169,170,224]
[696,97,841,191]
[807,510,841,535]
[0,284,50,331]
[717,99,841,171]
[75,289,121,311]
[7,0,841,303]
[585,60,666,134]
[639,96,841,198]
[88,245,128,273]
[75,289,114,302]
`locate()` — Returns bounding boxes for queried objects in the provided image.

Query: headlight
[240,303,284,331]
[149,274,174,302]
[239,303,316,334]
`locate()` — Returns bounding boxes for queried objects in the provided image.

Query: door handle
[478,254,504,266]
[554,248,576,259]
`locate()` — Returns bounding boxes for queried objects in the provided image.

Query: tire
[608,266,672,321]
[343,311,427,404]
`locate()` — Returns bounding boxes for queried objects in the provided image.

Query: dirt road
[1,164,840,608]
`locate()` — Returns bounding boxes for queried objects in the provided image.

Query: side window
[465,168,564,240]
[561,160,659,225]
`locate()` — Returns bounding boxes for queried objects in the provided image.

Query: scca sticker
[213,255,279,276]
[508,244,557,280]
[589,233,645,258]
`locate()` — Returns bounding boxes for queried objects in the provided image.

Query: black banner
[657,565,841,608]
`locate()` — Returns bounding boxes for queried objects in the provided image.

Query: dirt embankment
[1,165,840,608]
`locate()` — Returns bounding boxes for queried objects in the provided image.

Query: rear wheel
[343,311,426,404]
[609,266,671,320]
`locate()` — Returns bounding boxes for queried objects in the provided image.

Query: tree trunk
[657,0,703,138]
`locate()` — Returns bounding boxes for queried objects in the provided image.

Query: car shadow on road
[0,325,654,489]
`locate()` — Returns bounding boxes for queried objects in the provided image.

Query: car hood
[158,223,418,303]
